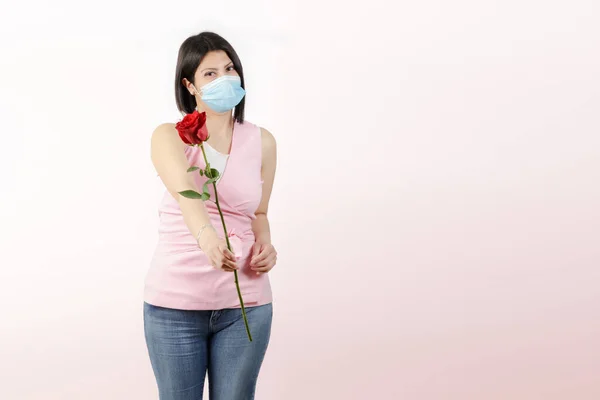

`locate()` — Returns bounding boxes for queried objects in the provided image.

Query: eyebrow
[201,62,233,72]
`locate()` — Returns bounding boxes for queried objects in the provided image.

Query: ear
[182,78,196,96]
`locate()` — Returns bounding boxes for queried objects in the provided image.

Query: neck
[198,107,234,139]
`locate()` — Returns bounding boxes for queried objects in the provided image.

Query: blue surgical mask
[195,75,246,113]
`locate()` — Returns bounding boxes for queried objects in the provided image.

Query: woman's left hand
[250,242,277,275]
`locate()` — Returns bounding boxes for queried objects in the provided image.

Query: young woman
[142,31,278,400]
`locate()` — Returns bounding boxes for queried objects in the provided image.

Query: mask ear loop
[191,84,201,97]
[191,85,201,111]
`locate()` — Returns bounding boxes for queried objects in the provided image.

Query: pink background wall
[1,0,598,398]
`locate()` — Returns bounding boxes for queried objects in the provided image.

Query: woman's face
[188,50,240,112]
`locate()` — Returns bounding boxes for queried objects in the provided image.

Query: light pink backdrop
[1,0,599,399]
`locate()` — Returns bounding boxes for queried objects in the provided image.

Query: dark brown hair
[174,31,245,123]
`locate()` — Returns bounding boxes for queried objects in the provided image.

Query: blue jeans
[143,302,273,400]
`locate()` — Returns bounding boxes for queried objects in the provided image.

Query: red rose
[175,110,209,145]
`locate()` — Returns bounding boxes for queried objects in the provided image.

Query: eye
[204,71,215,77]
[227,65,236,72]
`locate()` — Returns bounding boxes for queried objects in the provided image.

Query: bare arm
[252,126,277,244]
[151,123,237,270]
[250,127,278,273]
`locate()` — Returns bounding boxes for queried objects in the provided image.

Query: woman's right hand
[198,229,238,272]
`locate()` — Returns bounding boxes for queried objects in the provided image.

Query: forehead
[198,50,232,68]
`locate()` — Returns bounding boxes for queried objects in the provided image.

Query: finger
[253,261,275,273]
[250,248,272,266]
[215,252,236,269]
[212,253,231,271]
[222,257,238,270]
[219,262,236,272]
[223,248,237,262]
[249,245,262,265]
[252,253,277,269]
[252,243,262,256]
[218,243,234,260]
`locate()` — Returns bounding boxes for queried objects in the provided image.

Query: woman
[143,31,278,400]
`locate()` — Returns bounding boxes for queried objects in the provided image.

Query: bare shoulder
[151,122,184,147]
[259,126,277,150]
[152,122,177,139]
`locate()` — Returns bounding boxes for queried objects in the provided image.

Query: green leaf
[201,192,210,201]
[178,190,203,199]
[202,183,212,199]
[198,169,204,176]
[203,169,219,185]
[187,166,199,173]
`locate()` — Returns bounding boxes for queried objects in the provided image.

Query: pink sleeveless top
[143,119,273,310]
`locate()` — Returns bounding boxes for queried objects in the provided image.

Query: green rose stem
[197,142,252,342]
